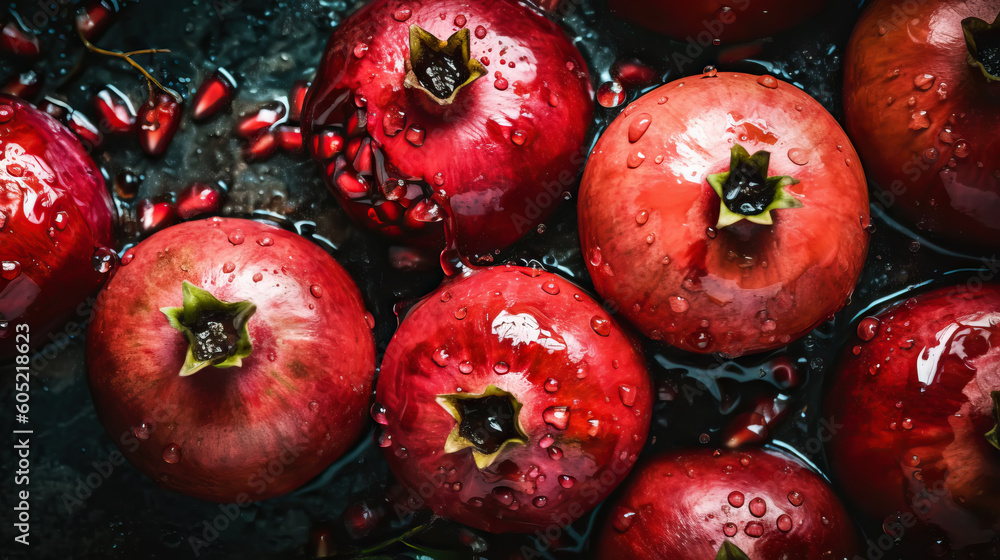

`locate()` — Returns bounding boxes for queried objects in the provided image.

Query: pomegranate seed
[68,111,103,149]
[243,131,277,161]
[611,58,658,87]
[76,0,120,41]
[2,71,41,99]
[38,97,67,121]
[0,22,40,58]
[191,68,237,121]
[236,103,285,138]
[93,86,136,133]
[288,80,310,122]
[275,125,303,152]
[138,93,183,156]
[137,199,177,234]
[177,183,223,219]
[312,130,345,160]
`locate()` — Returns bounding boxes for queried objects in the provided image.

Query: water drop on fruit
[627,151,646,168]
[91,247,117,274]
[857,317,880,341]
[228,230,245,245]
[723,522,738,537]
[432,348,449,367]
[0,103,12,123]
[455,307,468,320]
[669,296,689,313]
[542,281,560,295]
[628,113,652,143]
[132,423,151,440]
[788,148,809,166]
[913,73,935,90]
[787,491,804,506]
[459,361,473,374]
[706,226,717,239]
[777,514,793,532]
[543,378,560,393]
[532,496,547,508]
[493,361,509,374]
[635,210,649,225]
[475,25,487,39]
[352,42,369,58]
[591,316,611,336]
[756,75,778,89]
[393,7,412,21]
[252,272,263,283]
[511,129,527,145]
[749,497,767,517]
[954,140,969,158]
[539,435,555,449]
[494,77,508,90]
[702,65,718,78]
[744,521,764,538]
[612,506,636,532]
[543,406,570,430]
[377,431,392,447]
[619,384,637,407]
[162,443,181,464]
[405,124,425,146]
[310,284,323,298]
[728,491,745,508]
[1,260,21,280]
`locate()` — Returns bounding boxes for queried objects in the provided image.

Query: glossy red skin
[87,218,376,502]
[578,73,869,356]
[844,0,1000,247]
[609,0,827,43]
[139,93,183,156]
[303,0,594,258]
[375,266,652,533]
[825,284,1000,556]
[0,94,115,358]
[594,448,859,559]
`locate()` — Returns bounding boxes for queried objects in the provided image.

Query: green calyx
[404,25,487,106]
[963,14,1000,83]
[716,541,752,560]
[707,144,802,229]
[986,391,1000,451]
[160,281,256,377]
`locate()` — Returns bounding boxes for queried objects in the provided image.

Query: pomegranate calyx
[707,143,802,229]
[436,384,527,469]
[986,390,1000,451]
[963,14,1000,83]
[161,281,257,377]
[404,25,486,106]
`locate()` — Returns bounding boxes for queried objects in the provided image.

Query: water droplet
[162,443,181,464]
[228,229,245,245]
[723,522,738,537]
[702,65,718,78]
[756,75,779,89]
[749,497,767,517]
[352,42,368,58]
[857,317,880,341]
[587,418,600,437]
[493,361,509,374]
[455,307,468,320]
[902,417,913,430]
[762,319,777,333]
[539,435,555,449]
[913,73,935,90]
[728,491,745,508]
[589,247,602,267]
[548,446,563,460]
[628,113,652,143]
[954,140,969,158]
[440,291,452,303]
[612,507,636,532]
[787,491,804,507]
[777,514,793,532]
[494,77,508,90]
[532,496,547,508]
[393,7,412,21]
[132,423,151,440]
[377,431,392,447]
[432,348,449,367]
[1,261,21,280]
[591,316,611,336]
[0,103,13,123]
[458,361,473,374]
[544,378,560,392]
[542,281,560,295]
[543,406,570,430]
[91,247,117,274]
[699,433,710,444]
[454,14,467,27]
[364,312,375,329]
[492,487,514,506]
[252,272,264,283]
[744,521,764,538]
[706,227,717,239]
[619,384,637,407]
[627,151,646,168]
[788,148,809,166]
[669,296,689,313]
[909,111,931,130]
[475,25,487,39]
[222,262,236,273]
[511,129,527,145]
[597,81,626,108]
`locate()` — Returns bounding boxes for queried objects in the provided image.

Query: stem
[77,27,182,102]
[353,519,436,557]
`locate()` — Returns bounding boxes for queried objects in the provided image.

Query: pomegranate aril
[335,169,369,199]
[76,0,120,41]
[353,138,374,174]
[275,125,303,152]
[235,103,285,138]
[93,86,136,133]
[138,93,183,156]
[312,130,345,160]
[192,68,237,121]
[243,131,277,162]
[373,200,405,223]
[68,111,103,149]
[177,183,223,219]
[288,80,310,122]
[2,71,41,99]
[0,22,40,58]
[137,199,177,234]
[611,58,658,87]
[405,198,444,229]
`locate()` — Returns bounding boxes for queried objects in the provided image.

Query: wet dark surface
[0,0,996,558]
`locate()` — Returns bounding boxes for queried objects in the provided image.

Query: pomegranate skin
[87,218,376,502]
[843,0,1000,248]
[303,0,594,258]
[578,73,869,356]
[0,94,115,359]
[375,266,652,533]
[594,447,859,559]
[825,284,1000,557]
